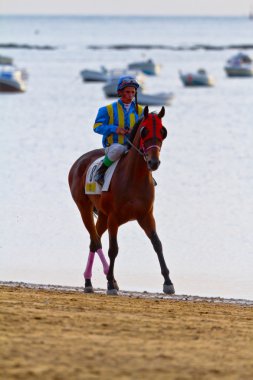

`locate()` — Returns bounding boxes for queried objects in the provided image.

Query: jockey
[93,75,143,185]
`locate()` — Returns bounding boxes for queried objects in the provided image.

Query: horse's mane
[126,116,144,149]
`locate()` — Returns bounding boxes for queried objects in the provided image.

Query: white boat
[81,66,146,85]
[0,64,27,92]
[249,5,253,19]
[137,90,174,106]
[179,69,214,87]
[80,66,108,82]
[0,55,13,65]
[224,52,253,77]
[128,59,161,76]
[103,78,119,97]
[103,71,145,98]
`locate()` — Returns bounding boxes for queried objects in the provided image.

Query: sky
[0,0,252,16]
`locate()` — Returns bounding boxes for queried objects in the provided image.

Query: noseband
[140,142,161,163]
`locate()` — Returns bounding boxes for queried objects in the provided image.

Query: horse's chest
[122,196,153,218]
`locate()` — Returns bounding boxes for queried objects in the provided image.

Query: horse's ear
[144,106,149,119]
[161,126,167,140]
[158,106,165,119]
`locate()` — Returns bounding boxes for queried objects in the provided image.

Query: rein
[125,136,144,156]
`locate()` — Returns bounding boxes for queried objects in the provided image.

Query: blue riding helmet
[117,76,140,92]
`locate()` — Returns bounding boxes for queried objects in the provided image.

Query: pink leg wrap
[97,248,109,275]
[83,251,95,279]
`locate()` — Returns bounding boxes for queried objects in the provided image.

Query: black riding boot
[94,163,108,186]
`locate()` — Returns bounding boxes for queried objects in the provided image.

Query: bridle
[126,114,163,162]
[140,113,162,152]
[126,136,144,157]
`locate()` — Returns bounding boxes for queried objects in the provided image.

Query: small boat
[103,71,145,98]
[179,69,214,87]
[0,55,13,65]
[224,52,253,77]
[103,78,120,97]
[128,59,161,76]
[249,5,253,19]
[0,64,27,92]
[80,66,108,82]
[137,90,174,106]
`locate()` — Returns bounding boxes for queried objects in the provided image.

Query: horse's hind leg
[77,199,102,293]
[96,212,109,275]
[106,215,120,295]
[138,213,175,294]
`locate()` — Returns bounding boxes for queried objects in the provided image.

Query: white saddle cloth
[85,157,119,194]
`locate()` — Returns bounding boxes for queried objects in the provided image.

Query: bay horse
[68,106,175,295]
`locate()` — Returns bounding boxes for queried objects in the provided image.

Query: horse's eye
[161,126,167,140]
[140,127,149,139]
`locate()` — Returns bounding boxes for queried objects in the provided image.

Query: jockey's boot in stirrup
[94,163,108,186]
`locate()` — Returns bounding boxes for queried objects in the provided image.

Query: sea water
[0,16,253,299]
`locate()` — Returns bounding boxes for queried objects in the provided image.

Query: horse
[68,105,175,295]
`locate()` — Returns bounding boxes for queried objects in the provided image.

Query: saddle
[85,157,119,194]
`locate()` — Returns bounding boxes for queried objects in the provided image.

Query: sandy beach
[1,283,253,380]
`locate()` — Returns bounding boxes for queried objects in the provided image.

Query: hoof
[84,286,94,293]
[107,288,118,296]
[163,284,175,294]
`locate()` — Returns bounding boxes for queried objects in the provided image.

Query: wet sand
[1,283,253,380]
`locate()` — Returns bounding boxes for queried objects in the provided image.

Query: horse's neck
[125,135,150,180]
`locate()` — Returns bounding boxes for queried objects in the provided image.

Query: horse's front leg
[150,231,175,294]
[138,213,175,294]
[107,215,120,295]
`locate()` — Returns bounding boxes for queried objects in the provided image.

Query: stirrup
[94,172,105,186]
[96,177,104,186]
[94,163,107,186]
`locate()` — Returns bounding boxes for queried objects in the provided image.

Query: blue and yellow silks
[93,99,143,148]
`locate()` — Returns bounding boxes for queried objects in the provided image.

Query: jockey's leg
[106,143,128,162]
[94,144,127,186]
[94,156,113,186]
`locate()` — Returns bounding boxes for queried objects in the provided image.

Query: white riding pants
[105,143,128,162]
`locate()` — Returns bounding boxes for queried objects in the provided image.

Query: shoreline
[1,280,252,306]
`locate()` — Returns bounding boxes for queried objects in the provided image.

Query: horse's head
[139,106,167,171]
